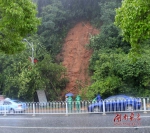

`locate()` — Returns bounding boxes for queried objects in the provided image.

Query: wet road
[0,112,150,133]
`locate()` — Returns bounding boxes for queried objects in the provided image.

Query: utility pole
[23,39,34,65]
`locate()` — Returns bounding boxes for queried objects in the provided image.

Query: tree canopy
[1,0,150,100]
[0,39,68,101]
[115,0,150,54]
[87,0,150,99]
[0,0,40,54]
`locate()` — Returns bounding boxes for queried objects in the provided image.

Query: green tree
[99,0,121,25]
[37,53,68,100]
[0,41,68,101]
[88,49,123,98]
[38,0,102,56]
[115,0,150,55]
[87,46,150,99]
[88,0,130,74]
[38,0,67,56]
[0,0,40,54]
[89,24,130,51]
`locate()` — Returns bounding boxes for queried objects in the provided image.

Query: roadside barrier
[0,97,150,116]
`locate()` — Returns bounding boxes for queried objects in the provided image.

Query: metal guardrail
[0,97,150,116]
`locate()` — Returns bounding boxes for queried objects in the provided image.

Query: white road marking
[140,116,150,118]
[0,126,149,129]
[0,118,41,120]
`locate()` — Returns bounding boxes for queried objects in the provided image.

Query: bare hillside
[60,22,99,96]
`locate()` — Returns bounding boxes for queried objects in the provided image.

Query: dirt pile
[59,22,99,95]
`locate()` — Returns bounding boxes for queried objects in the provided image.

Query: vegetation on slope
[0,0,150,100]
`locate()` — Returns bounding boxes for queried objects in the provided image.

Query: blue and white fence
[0,97,150,116]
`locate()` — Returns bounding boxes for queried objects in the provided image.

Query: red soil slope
[60,22,99,95]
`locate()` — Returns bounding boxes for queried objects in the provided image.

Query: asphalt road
[0,112,150,133]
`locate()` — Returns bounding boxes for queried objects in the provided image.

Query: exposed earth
[59,22,99,96]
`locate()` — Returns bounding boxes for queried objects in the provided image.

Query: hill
[58,22,99,95]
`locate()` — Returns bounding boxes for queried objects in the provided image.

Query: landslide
[58,22,99,95]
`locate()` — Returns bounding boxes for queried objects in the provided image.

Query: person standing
[75,95,81,112]
[67,96,73,112]
[96,93,101,102]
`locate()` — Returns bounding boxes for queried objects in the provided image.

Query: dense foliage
[0,38,68,101]
[0,0,150,100]
[115,0,150,57]
[37,0,102,56]
[87,0,150,99]
[88,47,150,98]
[0,0,40,54]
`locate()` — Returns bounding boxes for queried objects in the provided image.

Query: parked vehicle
[88,95,141,112]
[0,98,27,114]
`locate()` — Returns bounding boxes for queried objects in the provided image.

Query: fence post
[102,100,106,115]
[65,98,68,116]
[3,105,7,116]
[32,102,35,116]
[143,98,147,113]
